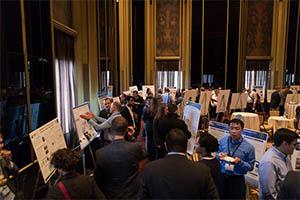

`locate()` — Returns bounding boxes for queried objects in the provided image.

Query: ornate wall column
[145,0,155,84]
[271,0,289,87]
[182,0,192,89]
[118,0,132,91]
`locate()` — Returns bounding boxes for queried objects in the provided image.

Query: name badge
[225,163,234,171]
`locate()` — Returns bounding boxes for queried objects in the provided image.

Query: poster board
[230,93,248,110]
[142,85,155,99]
[216,89,230,113]
[183,102,201,154]
[199,91,212,116]
[129,86,138,94]
[184,89,198,102]
[73,103,97,149]
[29,118,67,183]
[291,138,300,171]
[208,121,268,187]
[267,90,276,103]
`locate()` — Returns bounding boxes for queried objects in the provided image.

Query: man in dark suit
[277,171,300,200]
[120,96,136,128]
[156,104,191,157]
[95,116,147,199]
[138,129,219,199]
[99,97,113,119]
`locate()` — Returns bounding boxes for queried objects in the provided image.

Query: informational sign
[291,139,300,171]
[73,103,97,149]
[199,91,212,116]
[142,85,155,99]
[129,86,138,94]
[216,89,230,113]
[29,118,67,183]
[208,121,268,187]
[184,89,198,102]
[267,90,276,103]
[230,93,248,110]
[183,102,201,154]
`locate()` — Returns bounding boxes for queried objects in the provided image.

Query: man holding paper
[218,117,255,199]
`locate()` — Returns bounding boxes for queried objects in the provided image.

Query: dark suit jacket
[46,172,106,199]
[138,154,219,199]
[157,113,192,142]
[95,140,147,199]
[99,108,110,119]
[120,106,135,127]
[277,171,300,200]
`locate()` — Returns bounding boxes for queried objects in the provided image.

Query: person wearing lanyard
[218,118,255,199]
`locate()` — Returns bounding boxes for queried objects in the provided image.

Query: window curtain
[54,30,76,146]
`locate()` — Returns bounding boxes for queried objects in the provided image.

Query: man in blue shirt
[258,128,298,200]
[218,118,255,199]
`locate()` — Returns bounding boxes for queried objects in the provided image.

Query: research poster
[230,93,248,110]
[73,103,97,149]
[29,118,67,183]
[183,102,201,154]
[184,89,198,102]
[216,89,230,113]
[142,85,155,99]
[208,121,268,187]
[199,91,212,116]
[129,86,138,94]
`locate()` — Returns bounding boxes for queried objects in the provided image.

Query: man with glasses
[218,117,255,199]
[259,128,299,200]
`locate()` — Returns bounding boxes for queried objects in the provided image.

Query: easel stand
[233,93,244,112]
[82,136,97,175]
[216,95,226,122]
[200,93,210,129]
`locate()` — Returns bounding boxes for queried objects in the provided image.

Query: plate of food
[223,156,236,163]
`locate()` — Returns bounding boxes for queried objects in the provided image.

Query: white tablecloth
[231,112,260,131]
[285,103,300,119]
[268,116,294,133]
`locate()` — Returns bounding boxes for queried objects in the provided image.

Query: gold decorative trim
[20,0,32,132]
[224,0,229,88]
[156,56,181,60]
[50,0,58,116]
[53,19,77,37]
[201,0,204,86]
[245,56,273,60]
[294,0,300,75]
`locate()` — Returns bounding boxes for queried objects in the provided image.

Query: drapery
[54,30,76,146]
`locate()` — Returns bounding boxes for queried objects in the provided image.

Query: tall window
[54,30,76,144]
[156,60,182,89]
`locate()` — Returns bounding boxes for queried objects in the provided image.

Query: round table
[231,112,260,131]
[267,116,295,133]
[285,103,300,119]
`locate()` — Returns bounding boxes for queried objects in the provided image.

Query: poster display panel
[73,103,97,149]
[29,118,67,183]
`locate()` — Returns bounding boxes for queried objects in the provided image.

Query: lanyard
[227,137,243,157]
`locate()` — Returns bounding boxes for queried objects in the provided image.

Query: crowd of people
[0,85,299,199]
